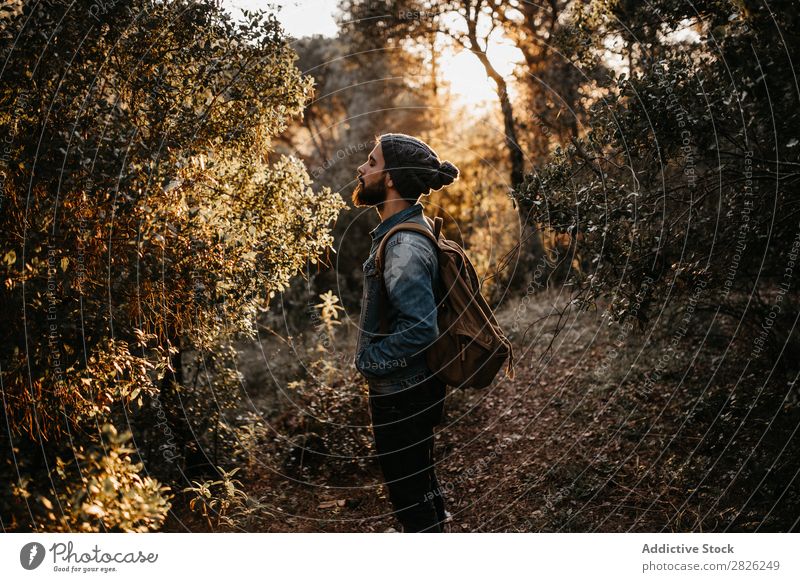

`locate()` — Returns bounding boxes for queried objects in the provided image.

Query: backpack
[375,215,515,389]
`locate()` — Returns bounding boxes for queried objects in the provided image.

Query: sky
[223,0,340,38]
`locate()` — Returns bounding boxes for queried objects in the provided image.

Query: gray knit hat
[379,133,459,201]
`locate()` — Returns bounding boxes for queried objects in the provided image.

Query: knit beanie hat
[379,133,459,201]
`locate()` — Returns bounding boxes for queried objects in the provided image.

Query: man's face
[352,142,388,207]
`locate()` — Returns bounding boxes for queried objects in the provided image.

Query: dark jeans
[369,375,447,532]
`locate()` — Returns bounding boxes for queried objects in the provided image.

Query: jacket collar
[369,202,423,242]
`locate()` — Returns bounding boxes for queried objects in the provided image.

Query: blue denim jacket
[354,202,440,392]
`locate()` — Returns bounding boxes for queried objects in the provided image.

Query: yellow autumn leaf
[85,504,105,517]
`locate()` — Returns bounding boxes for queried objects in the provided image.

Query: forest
[1,0,798,533]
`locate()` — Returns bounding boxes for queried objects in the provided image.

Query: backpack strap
[375,221,440,274]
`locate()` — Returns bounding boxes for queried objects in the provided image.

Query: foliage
[514,0,800,353]
[10,424,172,532]
[182,466,270,531]
[268,292,372,478]
[0,0,344,531]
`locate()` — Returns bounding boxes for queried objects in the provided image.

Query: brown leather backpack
[375,215,515,389]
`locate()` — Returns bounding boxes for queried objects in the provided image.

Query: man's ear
[384,171,394,189]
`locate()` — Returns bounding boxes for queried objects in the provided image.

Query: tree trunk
[467,32,525,188]
[463,14,535,290]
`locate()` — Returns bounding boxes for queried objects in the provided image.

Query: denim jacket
[354,202,440,392]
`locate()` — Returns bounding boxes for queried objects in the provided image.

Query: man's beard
[351,175,387,207]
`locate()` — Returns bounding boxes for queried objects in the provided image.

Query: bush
[1,0,345,530]
[8,424,172,532]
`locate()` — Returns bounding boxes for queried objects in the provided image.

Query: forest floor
[165,291,798,533]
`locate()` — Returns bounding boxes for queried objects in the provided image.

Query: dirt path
[164,295,795,532]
